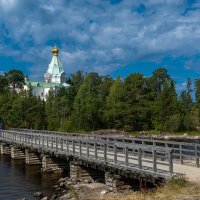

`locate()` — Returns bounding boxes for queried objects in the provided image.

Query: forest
[0,68,200,133]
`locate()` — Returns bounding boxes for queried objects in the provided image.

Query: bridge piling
[105,172,132,192]
[25,149,42,165]
[0,143,11,155]
[41,155,67,173]
[70,161,104,183]
[11,146,25,159]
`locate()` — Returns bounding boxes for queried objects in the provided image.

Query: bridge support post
[105,172,132,192]
[41,155,67,173]
[70,162,104,183]
[0,143,11,155]
[25,149,42,165]
[11,146,25,159]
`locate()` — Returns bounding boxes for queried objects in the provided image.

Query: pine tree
[45,90,60,130]
[150,68,170,98]
[72,73,102,131]
[104,76,124,129]
[123,73,152,131]
[5,69,25,93]
[195,79,200,106]
[156,80,179,131]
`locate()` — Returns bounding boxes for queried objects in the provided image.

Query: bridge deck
[173,163,200,182]
[1,129,200,182]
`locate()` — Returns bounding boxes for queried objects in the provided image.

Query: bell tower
[44,44,66,83]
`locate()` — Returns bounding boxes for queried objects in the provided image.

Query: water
[0,155,60,200]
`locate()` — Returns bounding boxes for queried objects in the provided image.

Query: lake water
[0,155,60,200]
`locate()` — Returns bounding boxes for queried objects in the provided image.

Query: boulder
[59,193,71,200]
[83,179,90,183]
[50,194,57,200]
[33,192,43,198]
[65,181,73,186]
[59,182,64,187]
[41,197,48,200]
[55,186,61,191]
[52,185,59,189]
[16,198,26,200]
[58,178,65,183]
[100,190,108,195]
[62,190,67,193]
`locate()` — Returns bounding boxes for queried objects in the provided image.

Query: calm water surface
[0,155,60,200]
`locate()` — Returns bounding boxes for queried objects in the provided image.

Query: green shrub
[168,174,189,187]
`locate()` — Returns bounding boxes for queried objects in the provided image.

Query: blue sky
[1,0,200,92]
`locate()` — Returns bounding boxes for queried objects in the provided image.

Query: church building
[25,44,69,100]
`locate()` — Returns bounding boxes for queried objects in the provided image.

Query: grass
[101,176,200,200]
[68,185,80,200]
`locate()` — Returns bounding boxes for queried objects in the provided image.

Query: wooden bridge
[0,129,200,191]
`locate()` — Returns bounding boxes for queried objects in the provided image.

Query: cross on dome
[52,43,59,56]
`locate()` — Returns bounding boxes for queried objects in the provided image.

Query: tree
[0,68,197,132]
[195,79,200,106]
[176,79,194,131]
[5,69,25,93]
[150,68,171,98]
[45,90,60,130]
[72,73,102,131]
[56,87,75,131]
[70,70,85,95]
[0,75,8,94]
[156,80,178,131]
[193,79,200,129]
[123,73,152,131]
[104,76,124,129]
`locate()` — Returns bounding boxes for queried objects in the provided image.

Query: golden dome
[52,43,59,56]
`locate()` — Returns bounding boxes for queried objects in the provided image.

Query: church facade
[25,44,69,100]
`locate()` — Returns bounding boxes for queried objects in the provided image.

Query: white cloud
[40,5,55,13]
[0,0,16,11]
[1,0,200,80]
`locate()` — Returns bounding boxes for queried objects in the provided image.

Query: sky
[1,0,200,92]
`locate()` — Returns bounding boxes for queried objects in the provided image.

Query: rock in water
[41,197,48,200]
[50,194,57,200]
[33,192,43,197]
[59,193,71,200]
[59,182,64,187]
[58,178,65,183]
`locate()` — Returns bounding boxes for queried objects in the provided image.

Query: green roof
[26,81,69,88]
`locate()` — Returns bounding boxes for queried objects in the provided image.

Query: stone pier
[70,162,104,183]
[42,155,67,173]
[0,143,11,155]
[11,146,25,159]
[25,149,42,165]
[105,173,132,192]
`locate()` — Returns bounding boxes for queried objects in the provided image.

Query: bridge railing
[101,137,200,168]
[0,130,174,178]
[9,128,85,137]
[6,128,200,168]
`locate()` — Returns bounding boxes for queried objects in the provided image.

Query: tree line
[1,68,200,133]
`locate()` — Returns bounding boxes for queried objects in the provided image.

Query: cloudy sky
[0,0,200,90]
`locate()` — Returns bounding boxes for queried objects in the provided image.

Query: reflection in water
[0,155,62,200]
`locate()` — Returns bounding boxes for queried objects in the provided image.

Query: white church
[25,44,69,100]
